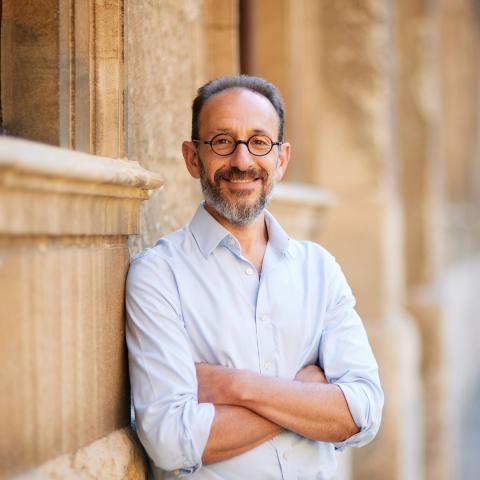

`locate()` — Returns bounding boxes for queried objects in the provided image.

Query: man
[126,75,383,479]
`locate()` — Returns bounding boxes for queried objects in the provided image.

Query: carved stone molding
[0,137,162,235]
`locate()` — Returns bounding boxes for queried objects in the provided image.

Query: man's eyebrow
[209,127,272,136]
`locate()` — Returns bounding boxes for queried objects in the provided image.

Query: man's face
[187,88,289,225]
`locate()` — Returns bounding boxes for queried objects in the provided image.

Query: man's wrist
[229,369,259,406]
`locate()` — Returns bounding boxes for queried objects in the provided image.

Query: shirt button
[283,451,289,461]
[245,267,255,275]
[260,314,268,322]
[264,361,273,371]
[173,470,180,477]
[228,238,236,246]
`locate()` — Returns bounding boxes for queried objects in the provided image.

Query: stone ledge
[269,181,334,241]
[0,137,163,235]
[0,137,163,190]
[12,428,147,480]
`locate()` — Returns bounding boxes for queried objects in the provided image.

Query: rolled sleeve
[320,256,384,450]
[126,253,215,473]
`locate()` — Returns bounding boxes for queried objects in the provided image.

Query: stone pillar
[394,2,451,480]
[0,137,162,478]
[314,2,423,479]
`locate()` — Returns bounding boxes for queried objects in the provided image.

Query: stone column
[0,137,162,478]
[394,2,451,479]
[315,2,423,479]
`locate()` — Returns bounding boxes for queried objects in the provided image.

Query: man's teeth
[227,178,256,183]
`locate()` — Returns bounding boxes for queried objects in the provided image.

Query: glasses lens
[211,134,235,155]
[248,135,273,156]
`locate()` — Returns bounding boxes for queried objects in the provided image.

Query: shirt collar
[264,209,291,257]
[189,203,231,258]
[189,202,292,259]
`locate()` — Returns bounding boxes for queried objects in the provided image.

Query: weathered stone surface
[12,428,147,480]
[0,236,132,478]
[202,0,239,79]
[1,0,60,144]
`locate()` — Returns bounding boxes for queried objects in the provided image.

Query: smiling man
[126,75,383,480]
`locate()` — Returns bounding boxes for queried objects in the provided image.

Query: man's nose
[229,142,255,170]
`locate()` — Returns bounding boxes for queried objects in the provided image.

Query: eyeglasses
[192,133,282,157]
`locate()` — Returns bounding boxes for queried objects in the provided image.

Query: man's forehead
[198,87,280,133]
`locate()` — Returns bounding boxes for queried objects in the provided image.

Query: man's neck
[204,204,268,273]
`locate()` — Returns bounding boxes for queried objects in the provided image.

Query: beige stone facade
[1,1,479,479]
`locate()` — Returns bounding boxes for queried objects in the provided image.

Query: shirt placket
[257,250,295,480]
[255,272,277,377]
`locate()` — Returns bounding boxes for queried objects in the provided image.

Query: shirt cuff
[183,401,216,473]
[333,383,379,451]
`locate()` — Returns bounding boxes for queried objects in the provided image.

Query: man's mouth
[215,167,266,187]
[224,177,259,183]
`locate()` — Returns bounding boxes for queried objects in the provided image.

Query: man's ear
[274,142,291,182]
[182,141,201,179]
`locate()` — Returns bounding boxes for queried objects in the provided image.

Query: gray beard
[198,157,275,225]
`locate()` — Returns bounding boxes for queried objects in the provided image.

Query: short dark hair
[191,75,285,142]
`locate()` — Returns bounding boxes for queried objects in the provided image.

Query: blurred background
[0,1,479,479]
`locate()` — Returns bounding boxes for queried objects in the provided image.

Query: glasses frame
[192,133,283,157]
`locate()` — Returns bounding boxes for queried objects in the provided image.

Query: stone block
[12,428,147,479]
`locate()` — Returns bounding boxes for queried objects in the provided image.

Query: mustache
[214,166,268,184]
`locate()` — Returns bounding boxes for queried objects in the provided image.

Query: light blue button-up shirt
[126,204,383,480]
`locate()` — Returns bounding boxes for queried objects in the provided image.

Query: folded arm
[201,364,329,464]
[197,363,358,444]
[201,405,281,464]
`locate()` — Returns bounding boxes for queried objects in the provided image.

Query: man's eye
[251,137,270,146]
[213,136,233,145]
